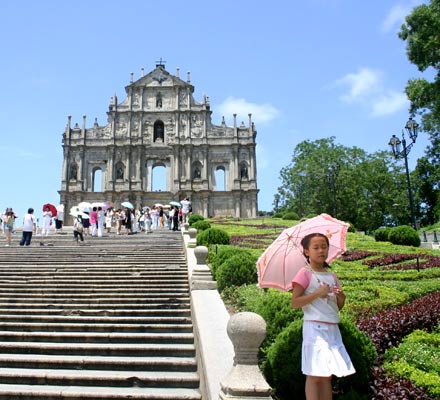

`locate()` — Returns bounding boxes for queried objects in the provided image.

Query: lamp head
[388,134,401,156]
[405,117,419,143]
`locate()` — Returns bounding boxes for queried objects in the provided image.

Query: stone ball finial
[227,312,266,365]
[188,228,197,240]
[194,246,208,265]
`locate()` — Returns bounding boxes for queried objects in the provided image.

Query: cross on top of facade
[155,58,167,68]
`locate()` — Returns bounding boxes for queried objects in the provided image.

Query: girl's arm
[291,283,331,309]
[334,287,346,310]
[333,275,346,310]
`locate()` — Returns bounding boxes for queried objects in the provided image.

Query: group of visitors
[2,197,193,246]
[1,207,37,247]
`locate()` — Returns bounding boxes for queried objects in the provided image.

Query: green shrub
[196,228,230,247]
[263,318,376,400]
[374,227,391,242]
[282,212,299,220]
[235,286,302,348]
[272,212,284,218]
[210,246,253,280]
[388,225,421,247]
[192,220,211,231]
[262,319,304,399]
[188,213,204,226]
[216,253,258,292]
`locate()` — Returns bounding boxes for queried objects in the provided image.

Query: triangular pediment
[126,66,192,91]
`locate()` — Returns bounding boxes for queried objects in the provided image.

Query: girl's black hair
[300,232,329,249]
[301,233,331,268]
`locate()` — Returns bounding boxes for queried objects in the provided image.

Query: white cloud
[336,68,382,103]
[217,97,279,125]
[371,91,409,117]
[333,67,408,117]
[381,1,421,33]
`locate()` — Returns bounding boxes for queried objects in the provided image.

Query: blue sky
[0,0,429,221]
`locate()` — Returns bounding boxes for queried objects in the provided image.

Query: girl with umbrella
[42,205,53,236]
[291,233,355,399]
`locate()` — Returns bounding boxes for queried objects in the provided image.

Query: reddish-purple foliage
[357,290,440,354]
[363,253,418,268]
[361,252,440,271]
[359,291,440,399]
[230,233,274,249]
[380,254,440,271]
[340,250,380,261]
[369,365,434,400]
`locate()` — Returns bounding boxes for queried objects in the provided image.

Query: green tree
[276,138,406,231]
[413,157,440,225]
[399,1,440,223]
[399,0,440,138]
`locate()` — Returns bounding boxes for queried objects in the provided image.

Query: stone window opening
[153,120,165,143]
[93,168,103,192]
[214,166,226,191]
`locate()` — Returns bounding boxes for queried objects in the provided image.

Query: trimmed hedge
[263,317,376,400]
[196,228,230,247]
[388,225,421,247]
[209,246,253,280]
[282,212,299,220]
[374,227,392,242]
[216,252,258,292]
[188,213,204,226]
[192,220,211,231]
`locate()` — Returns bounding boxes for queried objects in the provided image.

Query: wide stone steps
[0,368,199,388]
[0,354,197,371]
[0,384,201,400]
[0,230,201,399]
[0,322,193,333]
[0,331,194,344]
[0,341,196,357]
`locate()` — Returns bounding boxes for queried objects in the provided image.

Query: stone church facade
[59,63,258,218]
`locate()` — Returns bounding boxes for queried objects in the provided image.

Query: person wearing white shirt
[180,198,192,224]
[20,208,37,246]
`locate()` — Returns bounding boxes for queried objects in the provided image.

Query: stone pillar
[250,145,256,181]
[203,148,208,182]
[187,228,197,248]
[186,146,192,181]
[233,148,238,179]
[146,160,153,191]
[139,87,144,109]
[219,312,272,400]
[191,246,216,290]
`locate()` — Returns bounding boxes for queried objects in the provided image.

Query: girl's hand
[316,283,331,298]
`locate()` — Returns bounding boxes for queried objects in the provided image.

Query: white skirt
[302,320,356,377]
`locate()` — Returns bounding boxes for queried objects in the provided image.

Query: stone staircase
[0,230,201,399]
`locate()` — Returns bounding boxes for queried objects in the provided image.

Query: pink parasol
[256,213,349,291]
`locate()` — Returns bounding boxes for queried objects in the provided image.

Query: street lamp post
[388,117,419,230]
